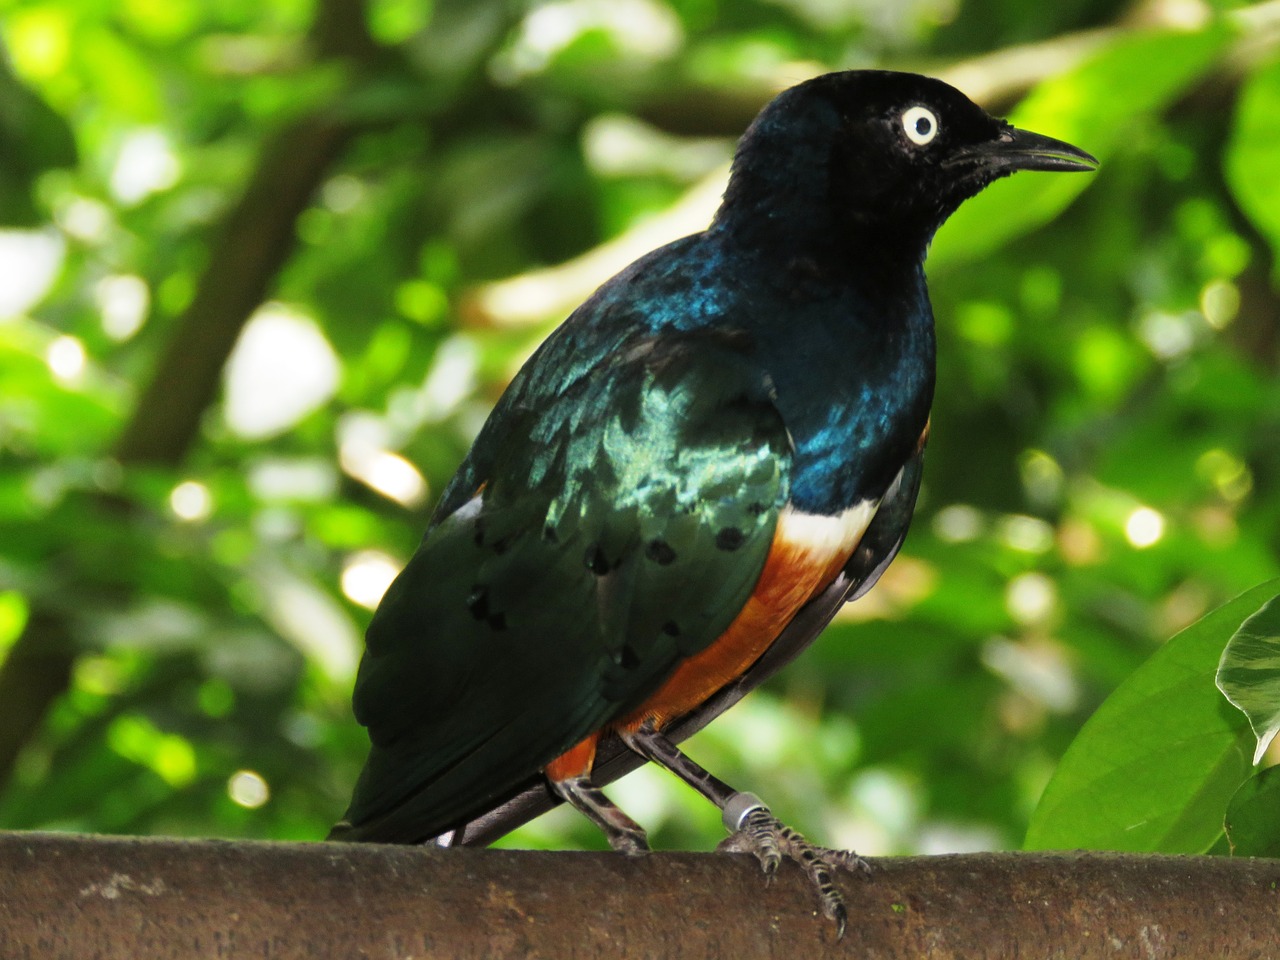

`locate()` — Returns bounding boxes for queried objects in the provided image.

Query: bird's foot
[717,793,870,938]
[552,775,651,855]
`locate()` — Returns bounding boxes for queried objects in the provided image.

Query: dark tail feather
[327,817,456,847]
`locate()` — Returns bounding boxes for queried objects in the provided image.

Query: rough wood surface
[0,831,1277,959]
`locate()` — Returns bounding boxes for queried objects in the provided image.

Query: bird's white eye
[902,106,939,146]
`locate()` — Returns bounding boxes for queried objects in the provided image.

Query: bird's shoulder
[434,230,746,517]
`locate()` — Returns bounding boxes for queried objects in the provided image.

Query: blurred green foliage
[0,0,1278,860]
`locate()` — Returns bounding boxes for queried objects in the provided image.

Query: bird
[329,69,1096,934]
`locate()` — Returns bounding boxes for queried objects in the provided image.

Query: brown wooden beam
[0,832,1277,959]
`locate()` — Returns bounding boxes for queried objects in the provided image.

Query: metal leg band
[722,791,769,833]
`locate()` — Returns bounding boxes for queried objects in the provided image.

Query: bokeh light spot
[341,551,401,609]
[1006,572,1057,626]
[96,274,150,340]
[45,335,86,383]
[1124,507,1165,548]
[932,504,983,543]
[170,480,213,522]
[228,770,270,809]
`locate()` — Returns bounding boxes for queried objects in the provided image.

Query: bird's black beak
[952,125,1099,175]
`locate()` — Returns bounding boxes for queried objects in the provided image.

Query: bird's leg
[551,776,651,854]
[620,723,868,938]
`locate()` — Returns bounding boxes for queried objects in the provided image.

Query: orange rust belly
[545,733,599,782]
[544,503,875,781]
[614,526,858,733]
[543,539,848,781]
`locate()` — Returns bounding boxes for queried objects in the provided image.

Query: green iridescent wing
[337,329,791,842]
[448,449,925,846]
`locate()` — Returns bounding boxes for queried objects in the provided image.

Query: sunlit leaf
[80,26,164,121]
[0,591,29,657]
[1024,581,1277,853]
[1216,593,1280,765]
[106,713,197,788]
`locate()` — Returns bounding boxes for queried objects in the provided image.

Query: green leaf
[1024,581,1277,853]
[932,23,1232,269]
[1216,593,1280,765]
[1224,765,1280,858]
[1226,56,1280,280]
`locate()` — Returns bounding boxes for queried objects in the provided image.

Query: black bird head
[718,70,1097,257]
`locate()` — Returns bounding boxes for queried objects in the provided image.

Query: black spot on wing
[645,539,677,565]
[715,527,746,551]
[466,584,507,632]
[466,585,490,620]
[584,543,610,575]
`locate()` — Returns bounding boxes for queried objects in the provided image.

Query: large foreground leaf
[1024,581,1277,853]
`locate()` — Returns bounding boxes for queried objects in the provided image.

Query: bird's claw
[719,805,869,939]
[828,847,873,875]
[716,820,781,876]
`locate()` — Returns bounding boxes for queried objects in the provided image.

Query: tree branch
[0,833,1276,958]
[117,0,381,464]
[111,114,352,465]
[0,614,73,792]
